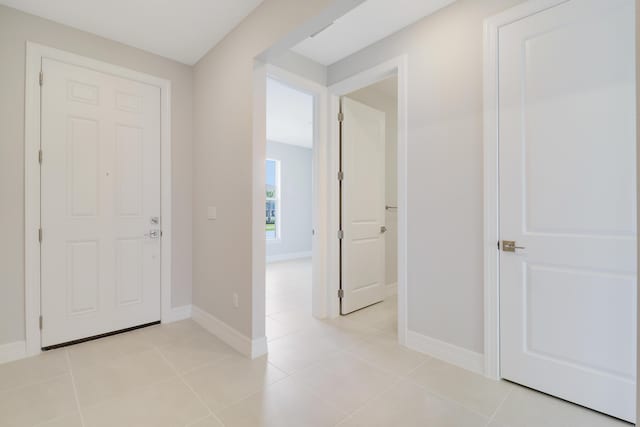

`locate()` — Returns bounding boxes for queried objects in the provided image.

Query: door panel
[498,0,636,421]
[41,58,161,347]
[341,97,386,314]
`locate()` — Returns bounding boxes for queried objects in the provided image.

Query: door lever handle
[145,229,160,239]
[501,240,525,252]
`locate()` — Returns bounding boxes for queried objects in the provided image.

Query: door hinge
[337,170,344,181]
[337,229,344,240]
[39,71,43,86]
[38,149,43,164]
[338,111,344,122]
[38,228,42,243]
[39,315,43,330]
[338,289,344,299]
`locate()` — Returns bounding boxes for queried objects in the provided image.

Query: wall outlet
[232,293,239,308]
[207,206,217,220]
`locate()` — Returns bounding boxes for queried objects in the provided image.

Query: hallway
[0,259,630,426]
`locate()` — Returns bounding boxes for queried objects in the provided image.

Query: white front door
[498,0,636,421]
[340,97,386,314]
[41,58,162,348]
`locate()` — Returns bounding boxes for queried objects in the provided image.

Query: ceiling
[0,0,264,65]
[267,78,314,149]
[291,0,456,65]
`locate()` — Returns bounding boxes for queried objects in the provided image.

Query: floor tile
[338,379,488,427]
[131,320,207,347]
[0,375,77,427]
[67,331,154,370]
[82,377,209,427]
[346,334,427,376]
[0,349,68,392]
[490,386,632,427]
[186,415,224,427]
[73,348,175,407]
[218,377,348,427]
[267,328,342,374]
[34,412,83,427]
[183,354,288,412]
[407,357,513,416]
[266,316,304,341]
[291,351,397,413]
[157,329,236,373]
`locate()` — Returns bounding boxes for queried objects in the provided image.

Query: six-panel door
[40,58,161,347]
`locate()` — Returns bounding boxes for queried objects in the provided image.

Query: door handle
[145,229,160,239]
[501,240,525,252]
[380,226,387,234]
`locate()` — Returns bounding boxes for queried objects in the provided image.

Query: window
[266,159,280,240]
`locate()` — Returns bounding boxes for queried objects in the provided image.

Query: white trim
[0,341,27,365]
[266,251,312,263]
[483,0,569,380]
[327,55,409,346]
[252,62,329,349]
[406,331,484,375]
[24,42,172,357]
[163,305,193,323]
[192,305,267,359]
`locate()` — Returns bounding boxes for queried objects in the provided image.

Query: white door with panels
[340,97,386,314]
[40,58,162,348]
[498,0,636,421]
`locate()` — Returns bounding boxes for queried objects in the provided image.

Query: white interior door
[340,97,386,314]
[498,0,636,421]
[41,58,161,348]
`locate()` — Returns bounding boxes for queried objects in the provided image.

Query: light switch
[207,206,217,220]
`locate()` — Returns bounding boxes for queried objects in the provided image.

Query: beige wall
[0,5,193,346]
[328,0,527,353]
[347,78,399,288]
[192,0,333,338]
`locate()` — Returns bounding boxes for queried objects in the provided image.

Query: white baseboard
[406,330,484,375]
[0,341,26,364]
[162,305,193,323]
[385,282,398,297]
[266,251,312,263]
[192,305,267,359]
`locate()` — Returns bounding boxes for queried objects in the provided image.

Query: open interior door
[340,97,386,314]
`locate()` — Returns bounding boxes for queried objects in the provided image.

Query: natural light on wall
[265,158,280,240]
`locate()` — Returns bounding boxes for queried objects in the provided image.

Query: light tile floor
[0,258,633,426]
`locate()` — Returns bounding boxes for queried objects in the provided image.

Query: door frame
[251,62,328,354]
[483,0,577,380]
[24,42,172,357]
[328,55,408,345]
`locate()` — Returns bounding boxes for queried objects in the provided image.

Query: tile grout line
[64,348,88,427]
[334,376,404,426]
[153,346,226,426]
[486,387,514,425]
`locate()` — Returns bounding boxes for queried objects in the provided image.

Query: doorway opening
[337,76,399,332]
[264,75,316,340]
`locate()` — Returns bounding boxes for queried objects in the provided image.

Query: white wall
[0,4,194,347]
[347,78,398,287]
[328,0,526,354]
[192,0,334,339]
[266,141,313,260]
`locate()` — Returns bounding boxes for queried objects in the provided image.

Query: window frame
[265,158,281,241]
